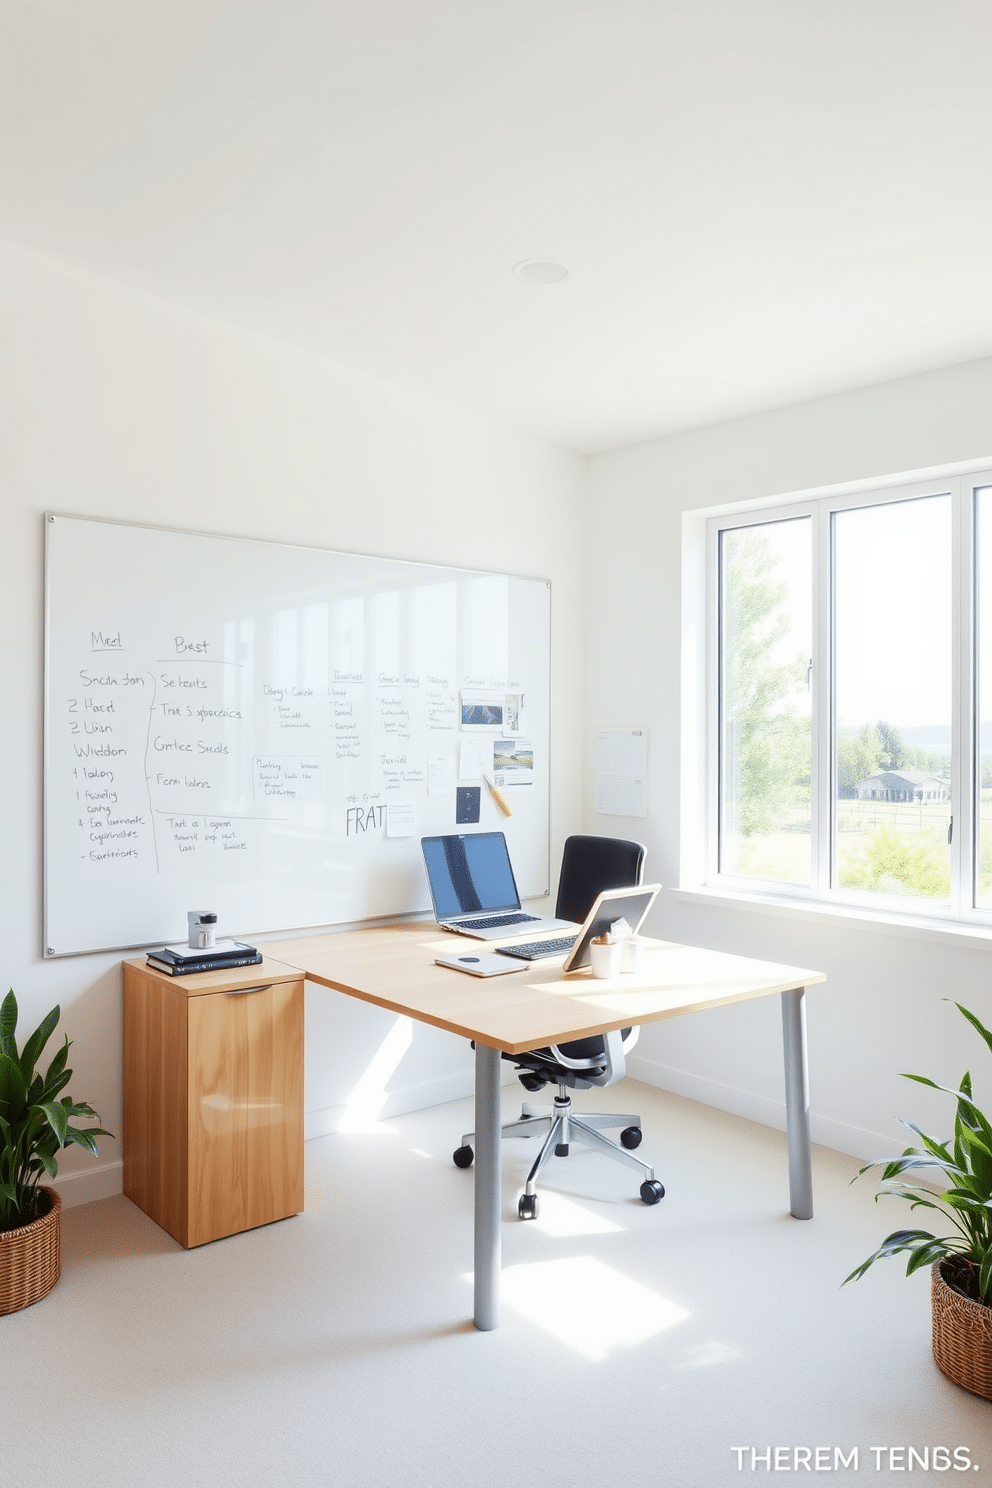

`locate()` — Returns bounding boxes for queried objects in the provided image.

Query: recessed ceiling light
[513,259,568,285]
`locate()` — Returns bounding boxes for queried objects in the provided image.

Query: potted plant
[844,1000,992,1399]
[0,989,111,1314]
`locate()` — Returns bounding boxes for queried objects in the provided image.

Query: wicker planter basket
[0,1188,61,1316]
[932,1257,992,1400]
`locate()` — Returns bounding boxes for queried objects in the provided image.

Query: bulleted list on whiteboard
[596,728,647,817]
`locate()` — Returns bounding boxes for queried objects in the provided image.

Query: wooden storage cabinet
[123,957,304,1247]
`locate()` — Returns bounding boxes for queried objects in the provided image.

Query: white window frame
[701,464,992,931]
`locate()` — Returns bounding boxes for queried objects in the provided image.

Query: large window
[708,470,992,927]
[719,519,812,884]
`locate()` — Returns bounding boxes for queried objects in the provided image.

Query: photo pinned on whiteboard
[460,690,524,734]
[455,786,481,824]
[493,738,534,788]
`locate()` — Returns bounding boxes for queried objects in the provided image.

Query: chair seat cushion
[554,1027,633,1061]
[505,1026,635,1090]
[554,1035,607,1060]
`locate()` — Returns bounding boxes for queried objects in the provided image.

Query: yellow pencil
[483,773,512,817]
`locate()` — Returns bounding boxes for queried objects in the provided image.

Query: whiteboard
[44,514,552,956]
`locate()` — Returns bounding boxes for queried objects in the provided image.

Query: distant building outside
[849,769,950,803]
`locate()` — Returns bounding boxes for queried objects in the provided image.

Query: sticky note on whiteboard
[428,754,454,796]
[386,801,415,837]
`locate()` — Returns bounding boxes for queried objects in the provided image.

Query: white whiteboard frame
[44,512,553,957]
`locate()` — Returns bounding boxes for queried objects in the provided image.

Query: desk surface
[263,924,825,1055]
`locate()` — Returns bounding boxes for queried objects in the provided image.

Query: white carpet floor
[6,1082,989,1487]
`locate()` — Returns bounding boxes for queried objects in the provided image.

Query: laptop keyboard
[497,934,579,960]
[463,912,539,930]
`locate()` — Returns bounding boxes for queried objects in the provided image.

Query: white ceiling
[3,1,992,453]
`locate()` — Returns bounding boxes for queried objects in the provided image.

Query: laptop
[496,883,660,968]
[421,831,579,940]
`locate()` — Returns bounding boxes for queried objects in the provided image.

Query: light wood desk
[266,924,825,1331]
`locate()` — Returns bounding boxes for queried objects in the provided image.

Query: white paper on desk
[459,736,489,780]
[596,728,648,817]
[386,800,416,837]
[428,753,454,796]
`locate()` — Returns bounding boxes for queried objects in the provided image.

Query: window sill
[672,884,992,951]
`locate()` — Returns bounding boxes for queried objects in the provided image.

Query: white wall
[13,229,992,1211]
[0,240,587,1204]
[587,358,992,1161]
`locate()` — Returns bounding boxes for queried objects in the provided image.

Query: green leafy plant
[844,1002,992,1305]
[0,990,112,1232]
[838,822,951,899]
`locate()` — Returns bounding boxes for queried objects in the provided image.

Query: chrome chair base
[457,1084,664,1218]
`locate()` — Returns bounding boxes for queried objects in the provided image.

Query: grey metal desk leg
[473,1042,502,1330]
[781,987,813,1220]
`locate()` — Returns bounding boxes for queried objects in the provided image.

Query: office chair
[453,834,665,1219]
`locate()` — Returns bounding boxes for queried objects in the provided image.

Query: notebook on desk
[421,831,577,940]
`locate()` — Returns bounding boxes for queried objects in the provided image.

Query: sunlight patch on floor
[528,1191,623,1237]
[494,1256,691,1361]
[672,1339,743,1369]
[338,1015,413,1132]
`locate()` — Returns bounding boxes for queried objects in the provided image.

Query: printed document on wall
[596,728,647,817]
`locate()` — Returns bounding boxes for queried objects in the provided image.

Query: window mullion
[812,503,832,896]
[705,518,722,885]
[954,479,975,915]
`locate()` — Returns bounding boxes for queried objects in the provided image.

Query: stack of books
[146,939,262,976]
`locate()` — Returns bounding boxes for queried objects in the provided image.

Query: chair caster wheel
[640,1180,665,1205]
[620,1126,642,1149]
[518,1193,539,1220]
[453,1145,474,1169]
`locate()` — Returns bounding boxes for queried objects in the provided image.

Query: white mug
[589,940,621,979]
[620,938,643,974]
[188,910,218,951]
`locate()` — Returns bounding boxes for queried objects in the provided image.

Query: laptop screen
[421,833,521,919]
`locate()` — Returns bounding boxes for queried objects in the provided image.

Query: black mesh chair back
[554,834,647,926]
[553,835,645,1059]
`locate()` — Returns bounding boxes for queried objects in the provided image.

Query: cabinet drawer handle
[224,983,273,996]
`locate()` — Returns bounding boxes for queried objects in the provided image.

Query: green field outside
[731,797,964,899]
